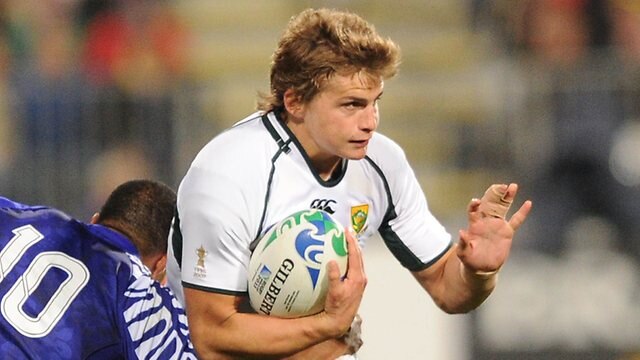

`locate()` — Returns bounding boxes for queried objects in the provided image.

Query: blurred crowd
[0,0,190,218]
[472,0,640,261]
[0,0,639,358]
[473,0,640,357]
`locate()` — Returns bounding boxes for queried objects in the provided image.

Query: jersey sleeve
[371,135,452,271]
[119,254,196,359]
[175,128,269,294]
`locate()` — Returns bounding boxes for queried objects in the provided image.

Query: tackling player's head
[258,8,401,113]
[94,179,176,282]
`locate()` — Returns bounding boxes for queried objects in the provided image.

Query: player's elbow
[433,296,485,315]
[190,331,226,359]
[439,302,477,315]
[188,319,238,359]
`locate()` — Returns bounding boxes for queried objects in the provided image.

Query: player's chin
[342,143,368,160]
[343,148,368,160]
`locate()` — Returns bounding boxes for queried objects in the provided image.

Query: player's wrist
[459,262,499,289]
[312,311,350,340]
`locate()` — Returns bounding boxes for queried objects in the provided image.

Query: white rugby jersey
[166,111,451,304]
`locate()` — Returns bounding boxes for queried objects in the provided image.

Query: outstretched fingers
[479,183,516,219]
[508,200,533,231]
[460,199,481,251]
[501,183,518,203]
[467,198,482,220]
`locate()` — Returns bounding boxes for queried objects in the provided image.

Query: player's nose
[360,105,378,132]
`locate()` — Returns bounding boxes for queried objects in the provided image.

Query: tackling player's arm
[184,232,366,359]
[411,183,532,314]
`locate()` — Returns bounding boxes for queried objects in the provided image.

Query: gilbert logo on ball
[248,209,348,318]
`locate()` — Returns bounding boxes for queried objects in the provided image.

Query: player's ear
[151,255,168,285]
[283,89,304,119]
[90,212,100,224]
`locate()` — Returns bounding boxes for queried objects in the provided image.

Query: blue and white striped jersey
[0,197,196,359]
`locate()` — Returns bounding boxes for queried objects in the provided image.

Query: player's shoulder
[0,196,23,209]
[366,132,408,164]
[191,111,276,171]
[0,196,72,223]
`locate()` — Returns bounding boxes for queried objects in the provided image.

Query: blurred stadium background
[1,0,639,359]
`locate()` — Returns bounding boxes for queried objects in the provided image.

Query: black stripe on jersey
[253,114,293,247]
[252,161,276,250]
[171,210,183,269]
[182,281,248,297]
[270,111,346,187]
[366,156,452,271]
[261,113,291,154]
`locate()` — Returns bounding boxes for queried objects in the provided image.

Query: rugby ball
[248,209,348,318]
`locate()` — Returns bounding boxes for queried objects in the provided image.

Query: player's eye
[342,102,356,108]
[343,101,365,109]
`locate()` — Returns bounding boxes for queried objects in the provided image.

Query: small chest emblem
[350,204,369,234]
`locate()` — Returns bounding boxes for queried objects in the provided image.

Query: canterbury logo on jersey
[310,199,337,214]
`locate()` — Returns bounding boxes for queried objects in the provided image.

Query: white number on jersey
[0,225,90,338]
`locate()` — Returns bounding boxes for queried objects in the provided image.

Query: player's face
[297,73,383,163]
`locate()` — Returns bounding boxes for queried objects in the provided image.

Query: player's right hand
[322,229,367,337]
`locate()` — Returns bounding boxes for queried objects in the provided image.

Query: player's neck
[298,139,342,180]
[315,157,343,181]
[283,114,342,180]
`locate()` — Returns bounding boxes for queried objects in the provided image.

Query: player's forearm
[416,246,497,314]
[439,253,497,313]
[282,338,351,360]
[191,311,342,359]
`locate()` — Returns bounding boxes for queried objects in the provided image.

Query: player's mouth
[349,139,369,147]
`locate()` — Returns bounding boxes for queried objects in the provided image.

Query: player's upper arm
[183,287,250,358]
[410,245,453,293]
[175,134,270,293]
[368,134,452,269]
[176,165,260,292]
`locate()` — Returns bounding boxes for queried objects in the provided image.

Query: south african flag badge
[350,204,369,234]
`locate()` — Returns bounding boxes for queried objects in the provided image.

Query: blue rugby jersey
[0,197,196,359]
